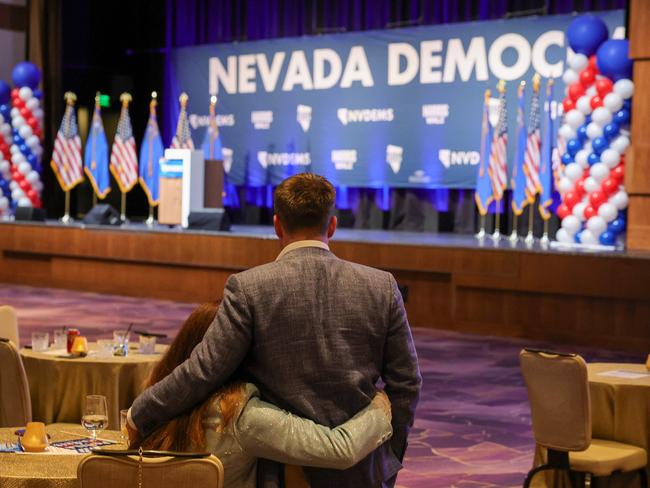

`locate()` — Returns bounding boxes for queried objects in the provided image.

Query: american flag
[171,92,194,149]
[110,94,138,192]
[50,92,84,191]
[524,82,542,200]
[488,84,508,200]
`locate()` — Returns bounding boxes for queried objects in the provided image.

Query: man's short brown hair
[274,173,336,234]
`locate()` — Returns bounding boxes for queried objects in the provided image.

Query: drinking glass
[81,395,108,442]
[139,335,156,354]
[53,329,67,350]
[31,332,49,352]
[97,339,114,358]
[113,330,130,356]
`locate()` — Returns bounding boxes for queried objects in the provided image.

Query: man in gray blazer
[129,173,421,487]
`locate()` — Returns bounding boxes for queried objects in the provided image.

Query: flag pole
[509,213,518,242]
[541,219,550,245]
[120,191,127,223]
[92,193,97,207]
[145,204,155,227]
[525,198,535,244]
[61,190,72,224]
[476,214,486,239]
[492,199,501,240]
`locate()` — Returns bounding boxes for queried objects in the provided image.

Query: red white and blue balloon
[555,15,631,247]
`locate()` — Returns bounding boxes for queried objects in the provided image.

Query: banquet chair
[0,338,32,427]
[78,449,224,488]
[0,305,19,346]
[520,348,648,487]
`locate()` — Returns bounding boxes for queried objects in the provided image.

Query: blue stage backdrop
[169,10,623,189]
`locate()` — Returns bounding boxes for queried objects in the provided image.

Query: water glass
[113,330,130,356]
[81,395,108,442]
[96,339,114,358]
[53,329,67,350]
[31,332,49,352]
[139,335,156,354]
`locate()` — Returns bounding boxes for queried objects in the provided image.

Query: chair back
[78,450,224,488]
[519,348,591,451]
[0,338,32,427]
[0,306,19,346]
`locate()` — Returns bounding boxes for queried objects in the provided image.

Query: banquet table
[532,362,650,487]
[21,344,166,430]
[0,425,123,488]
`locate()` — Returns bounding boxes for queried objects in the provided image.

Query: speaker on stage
[187,208,231,232]
[15,207,46,222]
[83,204,121,226]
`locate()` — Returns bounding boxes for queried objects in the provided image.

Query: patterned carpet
[0,284,642,487]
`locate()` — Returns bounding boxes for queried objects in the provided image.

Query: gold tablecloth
[0,425,123,488]
[21,345,166,430]
[532,363,650,487]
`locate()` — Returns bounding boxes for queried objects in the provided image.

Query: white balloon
[11,188,24,200]
[600,148,621,169]
[573,202,588,221]
[611,190,629,210]
[26,98,39,111]
[559,124,577,140]
[590,162,610,182]
[565,163,583,182]
[586,85,597,96]
[562,215,582,235]
[576,96,592,115]
[12,117,24,129]
[10,108,19,119]
[0,161,9,175]
[11,152,25,165]
[575,149,590,168]
[31,146,42,157]
[591,107,613,126]
[9,145,20,155]
[566,110,585,129]
[26,170,40,184]
[586,122,603,139]
[611,135,630,154]
[33,108,43,120]
[558,177,574,194]
[18,125,32,140]
[32,180,42,192]
[18,86,33,101]
[9,181,17,191]
[598,202,618,222]
[555,228,573,243]
[603,92,623,113]
[18,161,31,175]
[0,114,4,125]
[586,216,607,235]
[17,197,32,207]
[0,124,10,137]
[579,229,598,245]
[613,79,634,99]
[563,69,579,85]
[0,197,8,211]
[569,53,589,71]
[26,135,39,148]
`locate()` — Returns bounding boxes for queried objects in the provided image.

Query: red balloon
[595,78,613,97]
[11,169,21,180]
[584,205,597,220]
[563,98,576,112]
[19,107,30,118]
[557,203,570,219]
[589,190,606,208]
[27,116,38,128]
[589,55,598,70]
[26,189,37,201]
[580,68,596,87]
[13,98,25,109]
[19,179,30,191]
[575,179,586,196]
[612,165,625,183]
[10,88,19,99]
[564,191,580,209]
[601,176,619,196]
[568,83,586,101]
[590,95,603,109]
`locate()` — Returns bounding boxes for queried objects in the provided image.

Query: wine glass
[81,395,108,444]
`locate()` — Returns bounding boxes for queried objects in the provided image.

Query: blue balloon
[33,89,43,100]
[608,218,626,234]
[11,62,41,89]
[12,134,21,144]
[617,210,627,221]
[567,15,609,56]
[614,108,630,125]
[623,99,631,110]
[603,122,620,140]
[0,104,9,118]
[588,153,600,165]
[562,152,574,164]
[596,39,633,81]
[591,137,608,155]
[0,81,10,105]
[19,143,28,153]
[567,139,581,156]
[574,231,582,244]
[599,231,616,245]
[27,154,36,165]
[577,125,588,142]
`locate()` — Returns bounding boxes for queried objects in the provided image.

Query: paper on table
[16,446,81,455]
[39,348,68,356]
[597,369,650,379]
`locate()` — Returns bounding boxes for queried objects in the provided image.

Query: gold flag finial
[210,95,217,116]
[150,91,158,112]
[120,92,132,107]
[532,73,541,93]
[497,80,506,94]
[546,77,554,96]
[95,91,101,108]
[484,89,491,104]
[64,92,77,106]
[179,92,189,109]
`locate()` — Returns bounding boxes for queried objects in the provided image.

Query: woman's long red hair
[132,302,242,451]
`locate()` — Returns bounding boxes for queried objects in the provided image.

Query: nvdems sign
[171,11,623,189]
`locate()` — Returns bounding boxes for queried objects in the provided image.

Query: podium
[158,149,205,227]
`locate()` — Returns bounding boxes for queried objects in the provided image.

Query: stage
[1,220,649,352]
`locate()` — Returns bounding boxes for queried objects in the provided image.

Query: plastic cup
[96,339,114,358]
